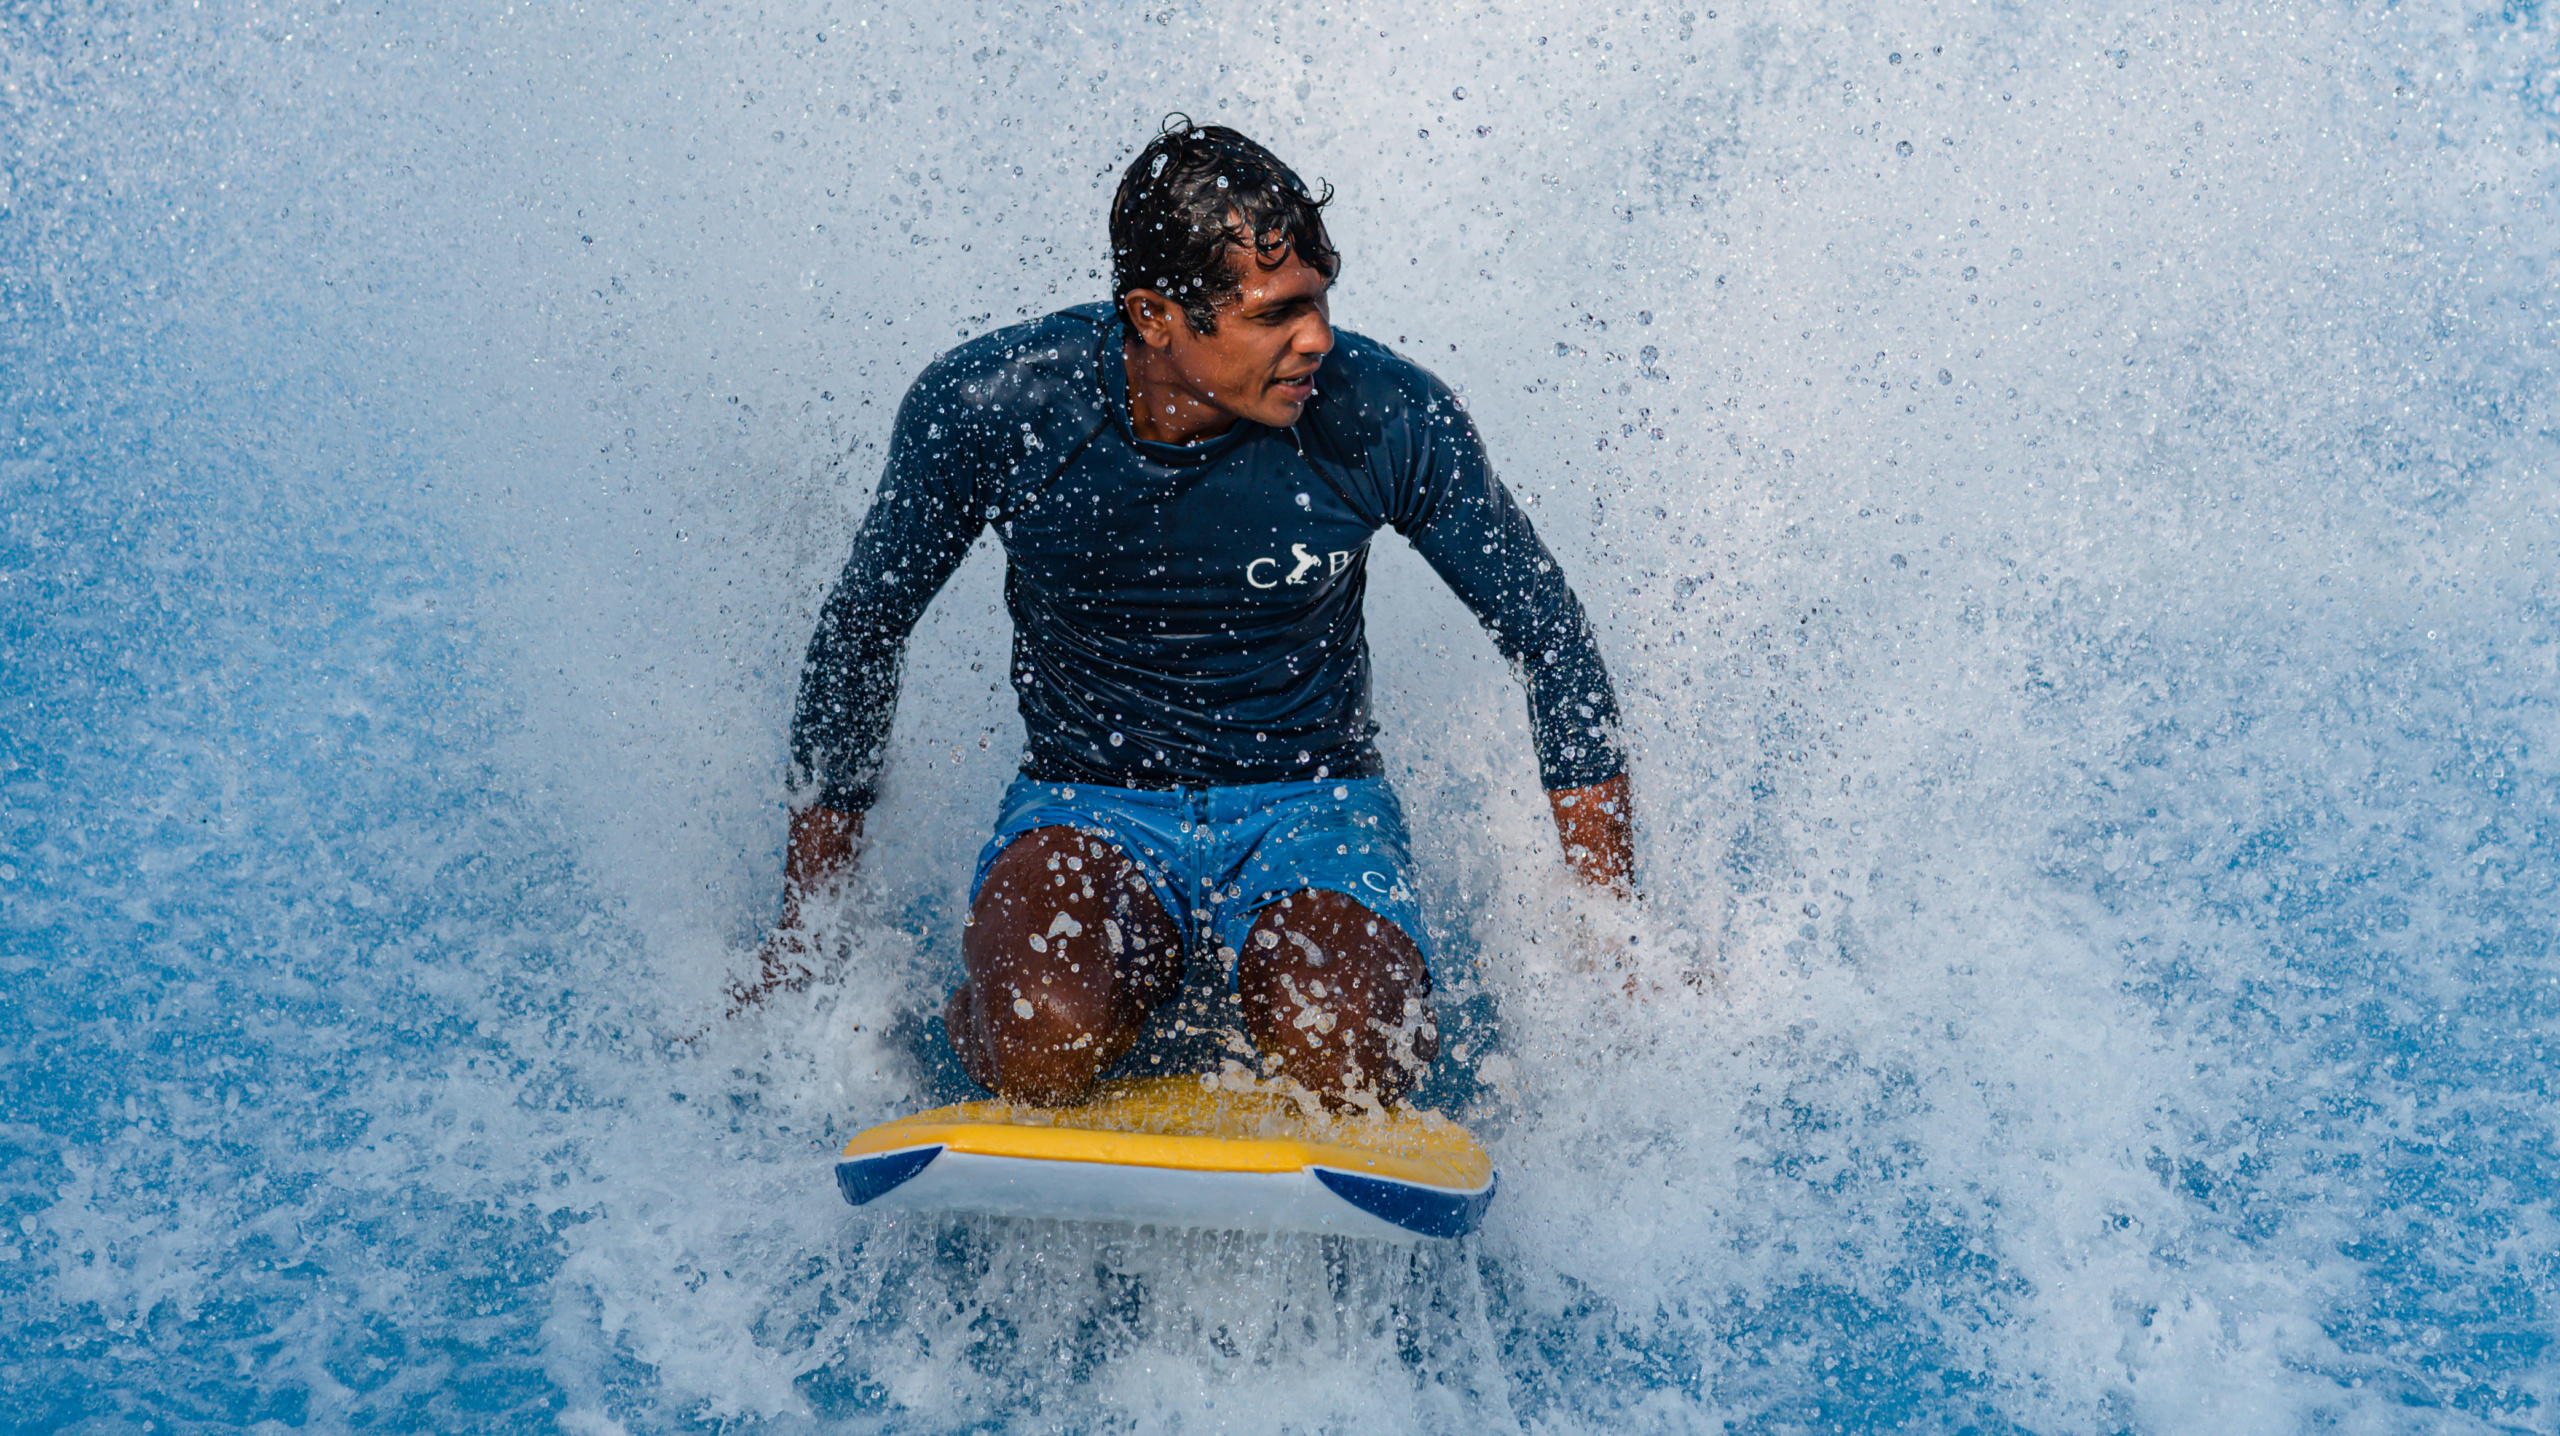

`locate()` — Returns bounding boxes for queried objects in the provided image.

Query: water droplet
[1896,140,1914,157]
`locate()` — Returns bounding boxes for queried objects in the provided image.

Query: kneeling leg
[1237,889,1439,1110]
[947,826,1182,1106]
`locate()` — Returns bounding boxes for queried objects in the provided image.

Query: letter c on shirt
[1246,556,1280,589]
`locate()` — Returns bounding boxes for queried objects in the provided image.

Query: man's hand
[1547,773,1635,896]
[781,806,862,924]
[731,806,864,1013]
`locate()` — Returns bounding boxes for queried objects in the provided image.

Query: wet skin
[942,826,1438,1109]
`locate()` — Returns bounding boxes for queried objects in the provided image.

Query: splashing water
[6,0,2557,1430]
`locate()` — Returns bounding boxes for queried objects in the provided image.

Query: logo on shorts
[1361,871,1411,903]
[1246,543,1354,589]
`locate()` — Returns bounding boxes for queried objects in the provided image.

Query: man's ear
[1122,289,1183,350]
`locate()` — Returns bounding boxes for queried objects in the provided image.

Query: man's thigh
[1217,778,1435,975]
[974,778,1201,957]
[952,826,1183,1102]
[1234,887,1437,1102]
[967,825,1183,1010]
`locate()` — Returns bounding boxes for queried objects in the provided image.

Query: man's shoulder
[1303,330,1471,449]
[909,304,1114,415]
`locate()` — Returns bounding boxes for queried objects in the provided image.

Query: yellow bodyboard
[835,1076,1496,1240]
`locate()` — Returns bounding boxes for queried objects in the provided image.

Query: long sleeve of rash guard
[1381,382,1627,791]
[788,373,987,813]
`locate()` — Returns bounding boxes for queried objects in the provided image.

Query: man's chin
[1258,393,1314,426]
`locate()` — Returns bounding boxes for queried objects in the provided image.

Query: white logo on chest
[1247,543,1354,589]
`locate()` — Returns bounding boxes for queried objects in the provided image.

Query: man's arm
[1388,375,1637,893]
[788,358,996,803]
[740,365,989,1010]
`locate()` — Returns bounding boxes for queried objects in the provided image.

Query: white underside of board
[853,1148,1429,1242]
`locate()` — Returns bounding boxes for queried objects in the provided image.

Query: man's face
[1123,244,1334,436]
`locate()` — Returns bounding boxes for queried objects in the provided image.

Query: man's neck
[1122,337,1238,447]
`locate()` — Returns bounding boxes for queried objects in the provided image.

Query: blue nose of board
[1312,1167,1497,1240]
[837,1146,943,1207]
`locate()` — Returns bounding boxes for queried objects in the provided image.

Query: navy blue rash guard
[790,302,1625,813]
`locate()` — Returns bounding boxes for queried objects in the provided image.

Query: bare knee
[1238,890,1438,1109]
[953,972,1117,1104]
[953,827,1180,1105]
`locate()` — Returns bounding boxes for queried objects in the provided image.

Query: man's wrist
[1546,773,1635,892]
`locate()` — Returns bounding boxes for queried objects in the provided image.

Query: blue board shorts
[971,775,1435,981]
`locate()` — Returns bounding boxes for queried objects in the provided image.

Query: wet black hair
[1109,117,1338,337]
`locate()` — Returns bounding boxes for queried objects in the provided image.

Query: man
[761,121,1633,1111]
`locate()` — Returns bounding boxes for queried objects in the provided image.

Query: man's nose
[1298,311,1335,356]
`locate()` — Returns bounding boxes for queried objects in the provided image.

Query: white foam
[10,0,2557,1429]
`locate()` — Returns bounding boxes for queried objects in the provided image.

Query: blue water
[5,1,2556,1431]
